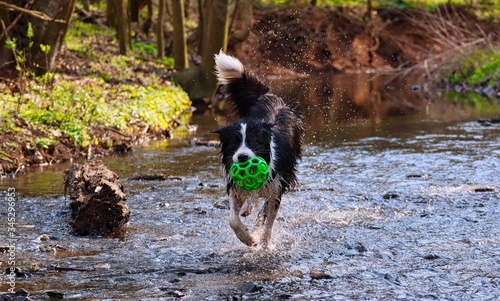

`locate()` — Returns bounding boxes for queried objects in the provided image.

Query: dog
[212,51,304,248]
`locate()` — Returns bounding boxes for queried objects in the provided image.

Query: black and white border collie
[212,51,304,249]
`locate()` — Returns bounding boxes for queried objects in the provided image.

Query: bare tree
[157,0,166,59]
[172,0,188,70]
[231,0,253,42]
[0,0,76,75]
[200,0,230,97]
[113,0,130,55]
[175,0,230,102]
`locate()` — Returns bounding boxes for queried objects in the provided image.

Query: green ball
[230,157,270,191]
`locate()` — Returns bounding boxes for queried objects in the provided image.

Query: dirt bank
[230,5,499,76]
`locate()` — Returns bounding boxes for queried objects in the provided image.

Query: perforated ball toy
[230,157,270,191]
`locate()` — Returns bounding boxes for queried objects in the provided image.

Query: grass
[446,50,500,88]
[0,79,190,147]
[0,16,191,165]
[440,49,500,95]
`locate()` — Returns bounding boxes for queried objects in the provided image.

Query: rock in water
[64,160,130,235]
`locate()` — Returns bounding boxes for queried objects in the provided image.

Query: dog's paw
[243,240,258,248]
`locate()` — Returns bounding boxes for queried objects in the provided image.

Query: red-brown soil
[230,6,498,76]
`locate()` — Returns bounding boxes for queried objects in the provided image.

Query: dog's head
[212,120,275,173]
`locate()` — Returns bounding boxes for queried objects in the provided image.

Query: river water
[1,73,499,300]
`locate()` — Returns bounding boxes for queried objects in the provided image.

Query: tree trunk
[172,0,188,70]
[200,0,229,98]
[157,0,165,59]
[142,0,152,34]
[30,0,76,75]
[130,0,140,22]
[197,0,204,55]
[64,160,130,236]
[0,0,76,75]
[175,0,229,103]
[231,0,252,42]
[0,1,13,70]
[114,0,130,55]
[106,0,116,28]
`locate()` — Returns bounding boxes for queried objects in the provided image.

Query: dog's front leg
[229,192,256,247]
[260,194,282,249]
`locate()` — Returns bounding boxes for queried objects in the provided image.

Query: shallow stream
[1,73,499,300]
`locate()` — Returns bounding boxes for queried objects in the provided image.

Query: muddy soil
[231,5,499,76]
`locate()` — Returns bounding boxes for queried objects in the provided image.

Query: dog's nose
[237,154,250,162]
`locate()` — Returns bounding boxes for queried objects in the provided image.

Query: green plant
[443,49,500,89]
[132,41,156,56]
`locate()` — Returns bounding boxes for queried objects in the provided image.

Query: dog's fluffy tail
[215,50,269,117]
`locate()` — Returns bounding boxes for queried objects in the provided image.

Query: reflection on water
[270,73,499,143]
[272,73,425,124]
[0,74,499,300]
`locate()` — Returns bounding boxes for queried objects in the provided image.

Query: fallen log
[64,160,130,236]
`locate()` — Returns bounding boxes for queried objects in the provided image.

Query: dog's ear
[210,126,226,135]
[262,122,277,131]
[211,124,234,136]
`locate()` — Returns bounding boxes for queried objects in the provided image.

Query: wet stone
[15,289,29,297]
[39,245,56,253]
[383,193,399,199]
[4,267,31,278]
[238,282,260,293]
[46,291,64,299]
[38,234,51,241]
[478,118,500,124]
[275,293,293,300]
[406,174,429,178]
[159,288,186,298]
[383,273,400,285]
[309,272,334,280]
[423,254,440,260]
[0,290,33,301]
[213,200,230,210]
[0,246,12,253]
[473,187,494,193]
[346,242,367,253]
[365,223,383,230]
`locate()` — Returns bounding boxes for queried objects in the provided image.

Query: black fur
[214,77,304,193]
[212,52,304,248]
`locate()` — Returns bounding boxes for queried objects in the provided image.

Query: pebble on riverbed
[0,288,33,301]
[238,282,260,293]
[382,192,400,199]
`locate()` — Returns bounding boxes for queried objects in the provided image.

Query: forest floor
[1,4,499,176]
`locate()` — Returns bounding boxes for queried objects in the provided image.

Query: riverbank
[0,19,192,176]
[1,2,499,176]
[230,4,500,92]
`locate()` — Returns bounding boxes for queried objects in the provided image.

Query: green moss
[443,49,500,89]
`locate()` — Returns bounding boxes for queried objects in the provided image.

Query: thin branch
[0,0,33,40]
[0,1,68,24]
[401,37,486,77]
